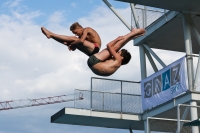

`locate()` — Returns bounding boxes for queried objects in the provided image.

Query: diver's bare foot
[41,27,52,39]
[131,28,146,38]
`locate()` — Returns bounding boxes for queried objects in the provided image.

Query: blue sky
[0,0,185,133]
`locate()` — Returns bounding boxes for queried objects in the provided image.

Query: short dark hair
[120,49,131,65]
[70,22,83,31]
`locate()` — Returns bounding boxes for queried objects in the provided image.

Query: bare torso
[89,59,121,76]
[84,27,101,47]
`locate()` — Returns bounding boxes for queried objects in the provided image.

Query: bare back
[84,27,101,47]
[89,58,121,76]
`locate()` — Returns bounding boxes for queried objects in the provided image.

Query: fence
[75,77,143,114]
[177,104,200,133]
[131,5,168,29]
[146,117,191,133]
[145,104,200,133]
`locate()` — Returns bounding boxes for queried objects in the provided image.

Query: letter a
[164,74,170,89]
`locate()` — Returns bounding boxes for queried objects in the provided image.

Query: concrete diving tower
[51,77,200,133]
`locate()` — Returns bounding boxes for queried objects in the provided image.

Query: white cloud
[4,0,22,8]
[71,2,77,8]
[12,10,41,22]
[46,11,68,29]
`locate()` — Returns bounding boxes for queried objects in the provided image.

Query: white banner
[141,57,188,111]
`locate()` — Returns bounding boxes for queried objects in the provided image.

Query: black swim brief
[87,43,100,56]
[87,55,102,68]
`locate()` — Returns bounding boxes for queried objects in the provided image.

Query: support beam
[182,13,194,91]
[190,101,199,133]
[144,120,150,133]
[144,49,158,72]
[139,45,147,79]
[143,44,166,67]
[177,105,181,133]
[91,78,92,110]
[180,107,189,130]
[130,3,140,28]
[102,0,131,30]
[176,106,189,133]
[188,17,200,90]
[182,13,198,133]
[144,6,147,28]
[189,16,200,45]
[194,52,200,90]
[142,8,145,28]
[129,128,133,133]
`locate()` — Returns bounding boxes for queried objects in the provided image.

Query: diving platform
[133,11,200,54]
[51,78,200,132]
[117,0,200,13]
[51,81,200,132]
[51,108,144,130]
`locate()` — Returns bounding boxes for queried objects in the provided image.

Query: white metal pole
[91,78,92,110]
[142,8,145,28]
[139,45,147,79]
[147,118,150,133]
[130,3,148,80]
[182,13,198,133]
[144,6,147,27]
[102,0,131,30]
[189,16,200,45]
[130,3,140,28]
[182,13,194,91]
[180,103,200,108]
[143,44,166,67]
[144,118,150,133]
[188,17,200,89]
[179,107,189,131]
[194,52,200,89]
[177,105,181,133]
[74,89,76,108]
[121,81,122,113]
[190,101,199,133]
[102,92,104,110]
[145,49,158,72]
[129,128,133,133]
[148,117,190,122]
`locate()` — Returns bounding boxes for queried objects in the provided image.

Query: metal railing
[131,5,168,29]
[74,77,143,114]
[177,103,200,133]
[75,89,142,114]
